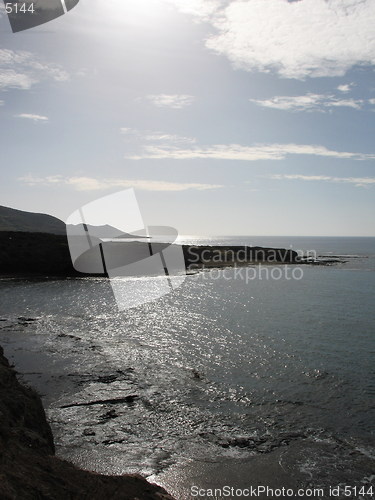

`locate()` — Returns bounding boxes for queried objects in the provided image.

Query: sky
[0,0,374,236]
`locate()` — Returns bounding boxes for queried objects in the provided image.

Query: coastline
[2,336,374,500]
[0,344,174,500]
[1,311,374,500]
[0,230,343,281]
[1,234,373,499]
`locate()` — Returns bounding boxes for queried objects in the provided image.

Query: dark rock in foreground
[0,345,174,500]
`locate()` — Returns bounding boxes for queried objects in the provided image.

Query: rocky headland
[0,231,302,277]
[0,205,344,277]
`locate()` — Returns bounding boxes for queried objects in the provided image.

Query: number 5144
[5,3,35,14]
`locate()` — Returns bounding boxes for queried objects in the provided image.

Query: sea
[0,236,374,494]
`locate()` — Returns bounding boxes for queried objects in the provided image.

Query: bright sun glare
[107,0,170,25]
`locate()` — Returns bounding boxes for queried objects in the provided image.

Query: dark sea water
[0,236,374,493]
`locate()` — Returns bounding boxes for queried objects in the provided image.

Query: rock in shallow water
[0,344,175,500]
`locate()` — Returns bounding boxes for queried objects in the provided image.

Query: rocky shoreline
[1,231,340,278]
[0,344,174,500]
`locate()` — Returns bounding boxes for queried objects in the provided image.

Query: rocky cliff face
[0,345,174,500]
[0,231,78,276]
[0,231,299,277]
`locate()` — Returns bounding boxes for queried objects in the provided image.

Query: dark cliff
[0,231,77,276]
[0,231,298,277]
[0,345,174,500]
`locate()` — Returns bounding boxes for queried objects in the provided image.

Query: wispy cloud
[269,174,375,188]
[249,93,364,112]
[18,175,223,192]
[120,127,139,135]
[0,70,36,91]
[15,113,49,122]
[125,141,375,161]
[121,127,196,145]
[119,127,375,162]
[0,49,68,91]
[143,133,196,144]
[169,0,375,79]
[146,94,195,109]
[337,83,355,93]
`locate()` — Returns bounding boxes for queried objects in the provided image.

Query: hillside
[0,205,141,239]
[0,206,66,235]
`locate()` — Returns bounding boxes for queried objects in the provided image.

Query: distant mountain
[0,206,66,235]
[0,205,147,238]
[67,224,141,239]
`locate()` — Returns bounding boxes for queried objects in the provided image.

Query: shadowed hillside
[0,206,66,235]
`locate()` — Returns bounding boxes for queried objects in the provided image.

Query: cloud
[125,142,375,161]
[120,127,135,133]
[0,49,68,91]
[120,127,197,147]
[15,113,49,122]
[120,127,375,162]
[369,98,375,105]
[0,70,36,90]
[269,174,375,188]
[169,0,375,79]
[144,133,196,144]
[337,83,355,93]
[249,93,364,112]
[121,127,196,145]
[146,94,195,109]
[18,175,223,192]
[328,99,363,110]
